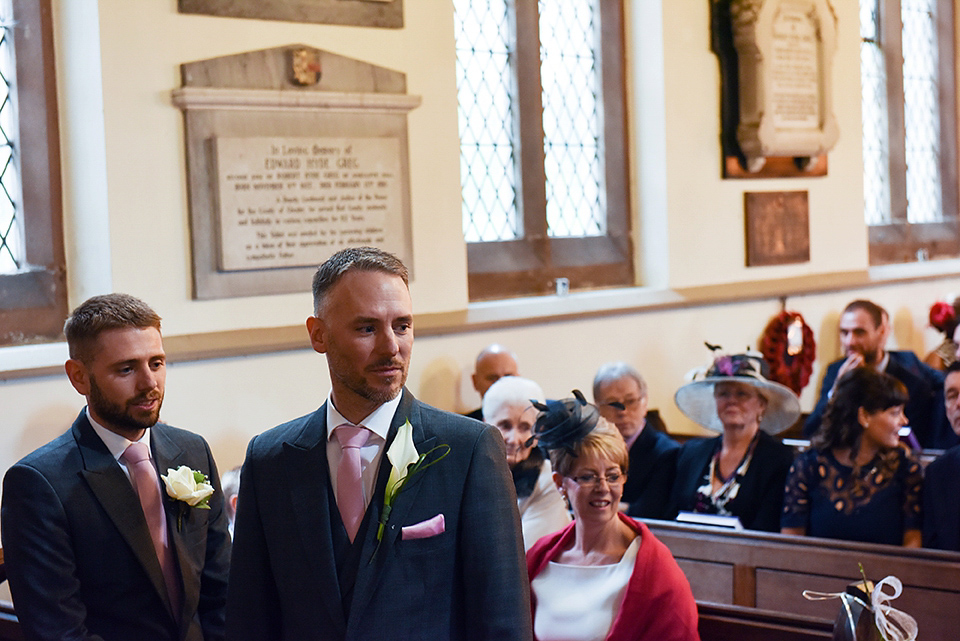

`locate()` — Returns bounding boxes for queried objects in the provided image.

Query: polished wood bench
[697,603,833,641]
[647,520,960,640]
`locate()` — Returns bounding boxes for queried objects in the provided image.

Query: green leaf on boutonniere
[370,420,450,561]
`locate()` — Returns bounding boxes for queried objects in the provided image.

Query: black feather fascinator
[529,389,600,456]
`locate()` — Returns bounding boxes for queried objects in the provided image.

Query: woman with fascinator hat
[526,391,699,641]
[667,350,799,532]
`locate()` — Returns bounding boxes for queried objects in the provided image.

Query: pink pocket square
[401,514,445,540]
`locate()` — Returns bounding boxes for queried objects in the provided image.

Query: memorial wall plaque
[215,137,404,270]
[174,45,420,299]
[718,0,838,174]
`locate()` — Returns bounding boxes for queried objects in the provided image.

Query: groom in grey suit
[227,247,531,641]
[1,294,231,641]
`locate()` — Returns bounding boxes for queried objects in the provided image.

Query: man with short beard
[804,299,956,449]
[226,247,530,641]
[1,294,231,641]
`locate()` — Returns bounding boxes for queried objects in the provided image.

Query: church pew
[697,603,833,641]
[647,520,960,640]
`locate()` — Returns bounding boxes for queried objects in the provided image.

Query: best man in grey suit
[1,294,231,641]
[226,247,531,641]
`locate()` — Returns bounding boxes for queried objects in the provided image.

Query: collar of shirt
[876,351,890,373]
[623,419,646,450]
[325,392,402,445]
[86,406,153,481]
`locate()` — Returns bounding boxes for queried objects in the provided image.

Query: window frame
[867,0,960,264]
[464,0,633,301]
[0,0,67,345]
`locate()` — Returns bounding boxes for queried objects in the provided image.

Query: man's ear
[64,359,91,396]
[306,315,327,355]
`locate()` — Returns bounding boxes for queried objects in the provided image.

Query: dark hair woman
[781,367,923,546]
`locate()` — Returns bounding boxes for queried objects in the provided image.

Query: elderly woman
[526,391,699,641]
[668,352,799,532]
[483,376,570,549]
[781,367,923,546]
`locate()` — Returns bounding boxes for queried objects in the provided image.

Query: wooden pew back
[647,520,960,640]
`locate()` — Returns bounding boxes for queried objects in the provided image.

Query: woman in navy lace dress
[781,367,923,547]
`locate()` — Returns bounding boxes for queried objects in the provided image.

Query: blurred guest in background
[669,351,799,532]
[782,368,922,547]
[483,376,570,549]
[465,343,519,420]
[221,466,241,538]
[593,362,678,519]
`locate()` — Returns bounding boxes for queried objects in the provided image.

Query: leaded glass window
[0,3,21,273]
[454,0,631,299]
[860,0,957,264]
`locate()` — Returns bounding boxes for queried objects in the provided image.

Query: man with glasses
[593,362,678,518]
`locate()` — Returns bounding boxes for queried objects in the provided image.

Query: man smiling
[804,299,955,449]
[1,294,231,641]
[227,247,530,641]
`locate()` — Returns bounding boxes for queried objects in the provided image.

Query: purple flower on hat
[714,356,737,376]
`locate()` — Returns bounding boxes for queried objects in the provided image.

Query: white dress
[518,459,572,550]
[531,537,641,641]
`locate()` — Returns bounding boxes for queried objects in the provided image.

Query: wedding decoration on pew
[759,309,816,395]
[802,567,918,641]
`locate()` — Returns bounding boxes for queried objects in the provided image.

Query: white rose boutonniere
[161,465,215,530]
[372,420,450,559]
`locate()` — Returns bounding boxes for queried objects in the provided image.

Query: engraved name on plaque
[215,137,404,271]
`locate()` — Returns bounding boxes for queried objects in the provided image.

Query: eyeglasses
[569,472,624,488]
[604,397,643,411]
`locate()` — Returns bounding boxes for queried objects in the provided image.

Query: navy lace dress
[781,446,922,546]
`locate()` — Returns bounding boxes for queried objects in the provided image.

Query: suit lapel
[349,393,437,625]
[285,405,348,637]
[74,415,174,616]
[151,426,198,635]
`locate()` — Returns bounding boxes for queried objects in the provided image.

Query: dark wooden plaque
[179,0,403,29]
[744,191,810,266]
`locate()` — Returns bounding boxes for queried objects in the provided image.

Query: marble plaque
[215,136,403,271]
[770,6,819,130]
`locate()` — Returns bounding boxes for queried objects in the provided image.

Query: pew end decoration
[802,567,918,641]
[759,309,815,395]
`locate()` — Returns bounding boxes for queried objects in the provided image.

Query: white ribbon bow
[871,576,918,641]
[802,576,918,641]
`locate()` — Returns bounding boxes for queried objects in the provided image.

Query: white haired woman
[483,376,570,549]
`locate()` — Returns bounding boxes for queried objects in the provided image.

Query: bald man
[464,344,519,421]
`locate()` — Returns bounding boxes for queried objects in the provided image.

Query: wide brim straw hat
[674,351,801,435]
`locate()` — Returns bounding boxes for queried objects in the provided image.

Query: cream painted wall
[2,2,959,498]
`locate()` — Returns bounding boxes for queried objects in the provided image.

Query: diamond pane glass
[0,3,21,273]
[454,0,520,242]
[539,0,604,238]
[861,36,891,225]
[901,0,942,224]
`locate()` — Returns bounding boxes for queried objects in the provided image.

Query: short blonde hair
[549,418,628,478]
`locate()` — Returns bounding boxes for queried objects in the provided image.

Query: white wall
[2,1,959,483]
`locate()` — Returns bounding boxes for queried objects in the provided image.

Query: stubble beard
[330,353,408,408]
[89,376,162,436]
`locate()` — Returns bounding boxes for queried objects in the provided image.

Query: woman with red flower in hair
[924,298,960,370]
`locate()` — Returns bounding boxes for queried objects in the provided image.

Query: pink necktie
[335,425,370,542]
[121,442,182,619]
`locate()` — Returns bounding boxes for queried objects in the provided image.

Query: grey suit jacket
[226,390,532,641]
[1,411,231,641]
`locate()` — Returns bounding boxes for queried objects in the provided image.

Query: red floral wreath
[759,310,816,395]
